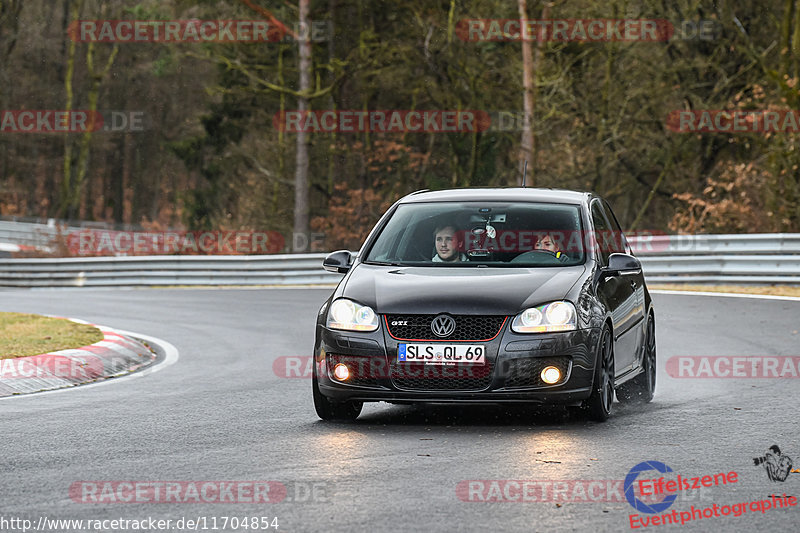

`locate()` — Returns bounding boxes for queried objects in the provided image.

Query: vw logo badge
[431,314,456,338]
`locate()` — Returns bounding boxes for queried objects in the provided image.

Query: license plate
[397,344,485,365]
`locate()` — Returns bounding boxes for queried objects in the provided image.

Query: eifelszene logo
[624,461,678,514]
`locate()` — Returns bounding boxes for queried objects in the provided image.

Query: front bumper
[314,321,601,405]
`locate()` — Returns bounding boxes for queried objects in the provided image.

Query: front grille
[326,354,385,387]
[385,314,507,341]
[501,356,571,388]
[390,359,494,391]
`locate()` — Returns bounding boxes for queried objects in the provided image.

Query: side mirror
[323,250,353,274]
[606,253,642,276]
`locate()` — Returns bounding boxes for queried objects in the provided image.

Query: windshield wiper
[365,260,402,266]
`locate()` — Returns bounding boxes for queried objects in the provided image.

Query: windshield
[365,201,585,267]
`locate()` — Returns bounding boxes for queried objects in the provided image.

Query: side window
[603,200,630,254]
[590,201,612,265]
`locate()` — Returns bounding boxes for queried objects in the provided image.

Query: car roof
[398,187,593,204]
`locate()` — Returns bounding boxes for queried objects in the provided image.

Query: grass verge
[0,312,103,359]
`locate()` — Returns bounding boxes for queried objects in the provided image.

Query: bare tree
[0,0,22,62]
[517,0,534,185]
[0,0,23,107]
[60,0,118,219]
[293,0,311,249]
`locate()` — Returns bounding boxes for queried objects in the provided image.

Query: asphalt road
[1,288,798,533]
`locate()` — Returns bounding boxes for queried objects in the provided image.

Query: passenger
[432,225,467,262]
[535,232,569,262]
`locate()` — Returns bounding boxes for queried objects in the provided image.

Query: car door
[591,199,642,374]
[603,199,647,368]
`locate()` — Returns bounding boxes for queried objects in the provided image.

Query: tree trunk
[293,0,312,250]
[70,39,118,219]
[326,0,337,197]
[0,0,23,96]
[60,0,82,218]
[517,0,534,186]
[275,43,286,217]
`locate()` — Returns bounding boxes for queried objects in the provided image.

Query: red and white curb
[0,319,156,397]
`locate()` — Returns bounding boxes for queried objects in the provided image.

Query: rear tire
[582,325,614,422]
[616,314,656,404]
[313,369,363,421]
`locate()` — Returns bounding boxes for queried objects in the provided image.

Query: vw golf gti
[312,188,656,422]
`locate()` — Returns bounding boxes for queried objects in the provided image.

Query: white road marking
[651,289,800,302]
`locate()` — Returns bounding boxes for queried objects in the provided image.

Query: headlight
[511,301,576,333]
[327,299,379,332]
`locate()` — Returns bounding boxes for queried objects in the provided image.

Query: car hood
[341,264,587,315]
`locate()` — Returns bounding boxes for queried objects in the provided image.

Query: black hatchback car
[313,188,655,421]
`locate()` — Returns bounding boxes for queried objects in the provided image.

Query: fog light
[333,363,350,381]
[541,366,561,384]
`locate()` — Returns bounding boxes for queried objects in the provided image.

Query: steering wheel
[510,250,563,264]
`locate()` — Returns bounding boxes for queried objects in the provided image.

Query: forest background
[1,0,799,252]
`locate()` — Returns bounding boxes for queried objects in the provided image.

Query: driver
[433,225,467,262]
[535,232,569,262]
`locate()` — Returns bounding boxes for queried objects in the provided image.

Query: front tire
[313,369,363,421]
[582,325,614,422]
[616,314,656,404]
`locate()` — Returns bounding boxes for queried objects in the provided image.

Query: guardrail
[637,256,800,284]
[0,254,337,287]
[629,233,800,256]
[0,220,60,249]
[627,234,800,284]
[0,227,798,287]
